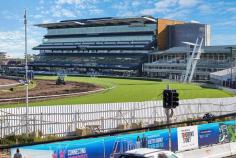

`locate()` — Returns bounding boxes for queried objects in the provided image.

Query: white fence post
[116,109,121,126]
[101,116,104,132]
[130,104,135,124]
[40,113,43,136]
[0,119,2,138]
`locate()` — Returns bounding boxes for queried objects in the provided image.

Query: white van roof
[125,148,164,156]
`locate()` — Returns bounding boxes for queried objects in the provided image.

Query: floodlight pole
[24,9,29,136]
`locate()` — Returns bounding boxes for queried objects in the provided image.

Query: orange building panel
[157,19,185,50]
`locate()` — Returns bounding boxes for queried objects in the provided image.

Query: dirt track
[0,79,102,102]
[0,78,17,85]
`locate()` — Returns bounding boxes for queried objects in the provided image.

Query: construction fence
[0,97,236,138]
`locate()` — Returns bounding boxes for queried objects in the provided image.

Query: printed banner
[177,125,198,151]
[198,123,219,146]
[10,120,236,158]
[10,129,176,158]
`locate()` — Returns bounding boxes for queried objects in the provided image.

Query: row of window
[144,65,224,72]
[47,24,156,35]
[158,54,231,61]
[37,56,142,65]
[144,66,185,70]
[40,50,148,54]
[45,35,153,43]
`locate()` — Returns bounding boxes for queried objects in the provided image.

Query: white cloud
[0,29,42,57]
[88,8,103,15]
[140,0,201,17]
[62,9,76,17]
[132,0,142,7]
[215,16,236,28]
[112,1,140,17]
[140,0,181,15]
[56,0,99,9]
[33,14,44,19]
[212,34,236,45]
[48,0,104,19]
[164,9,189,19]
[198,4,213,14]
[178,0,199,8]
[50,4,76,18]
[57,0,81,5]
[152,0,178,13]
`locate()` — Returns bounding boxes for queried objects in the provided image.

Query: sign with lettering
[10,120,235,158]
[177,125,198,151]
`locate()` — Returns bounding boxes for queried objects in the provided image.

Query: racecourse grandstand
[31,16,210,77]
[31,16,157,76]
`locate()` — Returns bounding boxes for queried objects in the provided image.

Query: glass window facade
[46,35,153,43]
[32,19,158,76]
[47,24,156,35]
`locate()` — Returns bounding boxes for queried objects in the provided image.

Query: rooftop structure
[35,16,157,28]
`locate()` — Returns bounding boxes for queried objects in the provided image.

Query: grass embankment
[5,75,231,107]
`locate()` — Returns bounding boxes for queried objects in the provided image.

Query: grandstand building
[31,16,158,76]
[31,16,210,76]
[143,46,236,81]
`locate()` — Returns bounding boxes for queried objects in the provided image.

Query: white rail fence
[0,97,236,138]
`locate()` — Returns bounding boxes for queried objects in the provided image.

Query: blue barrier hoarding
[106,128,178,158]
[11,120,236,158]
[198,123,219,146]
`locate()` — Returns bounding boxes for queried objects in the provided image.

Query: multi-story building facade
[31,16,210,77]
[31,17,157,76]
[168,23,211,48]
[143,46,235,81]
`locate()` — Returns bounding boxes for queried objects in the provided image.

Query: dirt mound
[0,79,102,103]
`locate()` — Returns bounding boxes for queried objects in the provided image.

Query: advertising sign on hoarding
[10,129,178,158]
[10,120,236,158]
[177,125,198,151]
[198,123,219,146]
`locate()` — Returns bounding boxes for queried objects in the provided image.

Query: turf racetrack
[1,75,233,107]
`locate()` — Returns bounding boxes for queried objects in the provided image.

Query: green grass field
[1,75,234,108]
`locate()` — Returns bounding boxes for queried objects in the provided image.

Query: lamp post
[24,9,29,135]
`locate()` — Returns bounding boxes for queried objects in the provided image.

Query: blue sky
[0,0,236,57]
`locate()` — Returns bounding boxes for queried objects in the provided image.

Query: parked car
[119,148,180,158]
